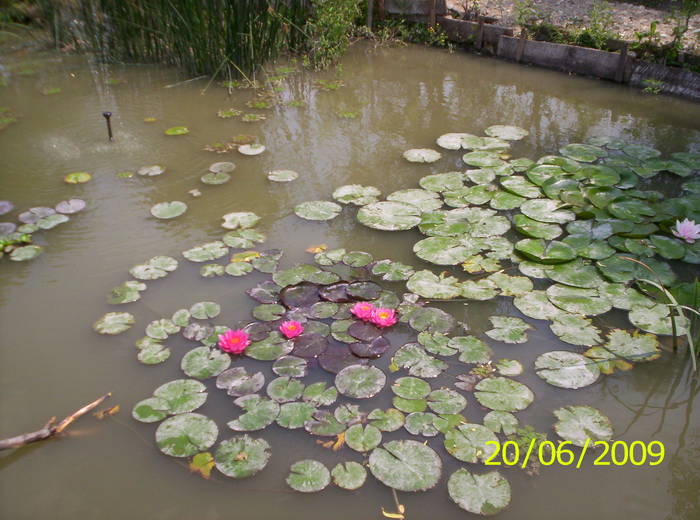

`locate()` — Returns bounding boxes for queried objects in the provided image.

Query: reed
[37,0,311,78]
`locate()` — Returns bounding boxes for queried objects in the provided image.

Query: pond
[1,39,699,520]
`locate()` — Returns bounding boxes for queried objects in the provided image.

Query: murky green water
[1,39,699,519]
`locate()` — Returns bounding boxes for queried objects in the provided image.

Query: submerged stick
[0,393,111,451]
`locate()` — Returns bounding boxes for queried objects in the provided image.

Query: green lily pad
[403,148,441,163]
[535,351,600,389]
[486,273,533,297]
[513,290,567,320]
[515,238,576,264]
[153,379,207,414]
[550,314,601,346]
[93,312,134,335]
[520,199,575,224]
[9,245,43,261]
[64,171,91,184]
[407,307,456,334]
[444,423,498,463]
[462,151,506,168]
[137,165,165,176]
[553,405,613,447]
[483,411,519,435]
[602,329,660,361]
[332,184,381,205]
[228,394,280,431]
[459,279,499,300]
[436,133,473,150]
[650,235,686,260]
[238,143,266,155]
[214,435,271,478]
[276,402,317,429]
[485,124,528,140]
[216,367,265,397]
[391,377,431,399]
[427,389,467,414]
[485,316,531,344]
[406,270,460,299]
[371,259,415,281]
[448,469,511,516]
[222,229,266,249]
[36,213,69,230]
[331,462,367,490]
[267,376,305,403]
[345,423,382,452]
[560,143,607,162]
[404,412,439,437]
[419,172,464,192]
[368,440,442,492]
[137,343,171,365]
[252,303,285,321]
[474,377,534,412]
[155,413,217,457]
[387,189,442,212]
[357,201,421,231]
[546,284,612,315]
[183,241,228,262]
[548,259,605,288]
[287,460,330,493]
[500,176,541,198]
[107,280,146,304]
[132,397,170,423]
[190,301,220,319]
[272,356,308,378]
[294,201,342,221]
[221,212,260,230]
[367,408,405,432]
[623,143,660,161]
[335,365,386,398]
[393,396,427,413]
[418,332,456,356]
[513,214,562,240]
[165,126,189,135]
[413,236,479,265]
[267,169,298,182]
[130,256,178,280]
[181,347,231,379]
[302,382,338,407]
[392,344,448,378]
[628,303,688,335]
[200,172,231,185]
[449,336,492,363]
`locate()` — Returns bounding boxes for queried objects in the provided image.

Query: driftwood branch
[0,393,111,451]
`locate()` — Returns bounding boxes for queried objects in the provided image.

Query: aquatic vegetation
[336,110,359,119]
[217,108,242,119]
[237,143,266,155]
[370,307,398,328]
[245,99,273,110]
[673,218,700,243]
[314,79,345,91]
[241,113,266,122]
[150,201,187,219]
[63,171,91,184]
[267,170,298,182]
[218,329,251,354]
[280,321,304,339]
[164,126,189,136]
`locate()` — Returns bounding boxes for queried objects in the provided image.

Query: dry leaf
[93,404,120,420]
[189,452,215,479]
[306,244,327,253]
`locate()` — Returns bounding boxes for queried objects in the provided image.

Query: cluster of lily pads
[91,124,699,516]
[0,198,86,261]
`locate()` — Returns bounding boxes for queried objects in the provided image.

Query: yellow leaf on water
[189,452,215,479]
[381,508,405,519]
[93,404,120,420]
[231,251,260,263]
[306,244,327,253]
[332,432,345,451]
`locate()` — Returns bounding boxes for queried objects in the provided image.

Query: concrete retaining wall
[497,35,630,82]
[437,17,513,50]
[630,61,700,101]
[384,0,446,16]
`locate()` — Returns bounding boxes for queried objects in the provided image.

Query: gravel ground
[446,0,700,51]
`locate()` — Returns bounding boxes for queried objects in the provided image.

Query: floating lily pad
[427,389,467,414]
[404,412,439,437]
[93,312,134,335]
[294,201,342,221]
[272,356,308,378]
[201,172,231,185]
[156,413,217,457]
[387,189,442,212]
[267,169,298,182]
[345,423,382,452]
[546,284,612,315]
[550,314,601,346]
[331,462,367,490]
[165,126,189,136]
[513,214,562,240]
[332,184,381,205]
[602,329,660,361]
[403,148,441,163]
[628,303,688,335]
[238,143,266,155]
[367,408,405,432]
[483,411,519,435]
[214,435,271,478]
[287,460,330,493]
[444,423,498,463]
[462,151,506,168]
[267,376,305,403]
[107,280,146,304]
[357,201,422,231]
[474,377,534,412]
[436,133,472,150]
[392,343,448,378]
[560,143,606,162]
[448,469,511,516]
[335,365,386,398]
[553,405,613,447]
[276,402,317,429]
[368,440,442,492]
[55,198,86,214]
[221,212,260,230]
[485,316,531,344]
[64,171,91,184]
[449,336,492,363]
[9,245,43,261]
[392,377,431,399]
[407,307,455,334]
[515,238,576,264]
[181,347,231,379]
[406,270,460,299]
[137,165,165,176]
[0,200,13,215]
[132,397,170,423]
[216,367,265,397]
[419,172,464,192]
[36,213,69,230]
[535,351,600,389]
[183,241,228,262]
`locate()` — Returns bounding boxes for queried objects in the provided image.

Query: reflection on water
[1,40,699,520]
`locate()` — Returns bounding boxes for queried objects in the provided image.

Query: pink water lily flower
[672,218,700,244]
[280,320,304,339]
[218,329,250,354]
[351,302,375,321]
[370,307,398,328]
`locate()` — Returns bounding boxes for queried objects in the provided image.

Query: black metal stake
[102,111,113,141]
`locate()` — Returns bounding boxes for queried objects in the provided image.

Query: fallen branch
[0,393,111,451]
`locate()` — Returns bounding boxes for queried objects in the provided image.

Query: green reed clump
[37,0,311,78]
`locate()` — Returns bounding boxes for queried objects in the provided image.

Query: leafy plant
[305,0,361,69]
[642,78,664,94]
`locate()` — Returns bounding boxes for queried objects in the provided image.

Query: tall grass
[36,0,311,78]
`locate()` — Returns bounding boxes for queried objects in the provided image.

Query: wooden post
[615,42,628,83]
[367,0,373,30]
[429,0,437,28]
[516,36,527,63]
[476,16,484,49]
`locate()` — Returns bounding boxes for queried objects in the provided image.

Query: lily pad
[335,365,386,398]
[63,171,91,184]
[404,412,439,437]
[628,303,688,335]
[276,402,317,429]
[483,411,519,435]
[55,198,86,214]
[132,397,170,423]
[448,469,511,516]
[474,377,534,412]
[485,316,531,344]
[164,126,189,135]
[302,382,338,407]
[485,124,528,140]
[183,241,228,262]
[227,393,279,431]
[546,284,612,315]
[345,423,382,452]
[107,280,146,304]
[387,189,442,212]
[137,165,165,176]
[462,151,506,168]
[406,270,460,299]
[367,408,405,432]
[155,413,217,457]
[332,184,381,205]
[294,201,342,221]
[392,343,448,378]
[535,351,600,389]
[238,143,266,155]
[427,389,467,414]
[553,405,613,447]
[181,347,231,379]
[449,336,492,363]
[513,214,562,240]
[267,169,298,182]
[93,312,134,335]
[419,172,464,192]
[221,212,260,230]
[287,460,330,493]
[444,423,498,463]
[403,148,442,163]
[216,367,265,397]
[515,238,576,264]
[214,435,271,478]
[550,314,602,346]
[331,462,367,490]
[267,376,305,402]
[520,199,575,224]
[357,201,421,231]
[602,329,660,361]
[368,440,442,492]
[9,245,43,261]
[201,172,231,185]
[392,377,431,399]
